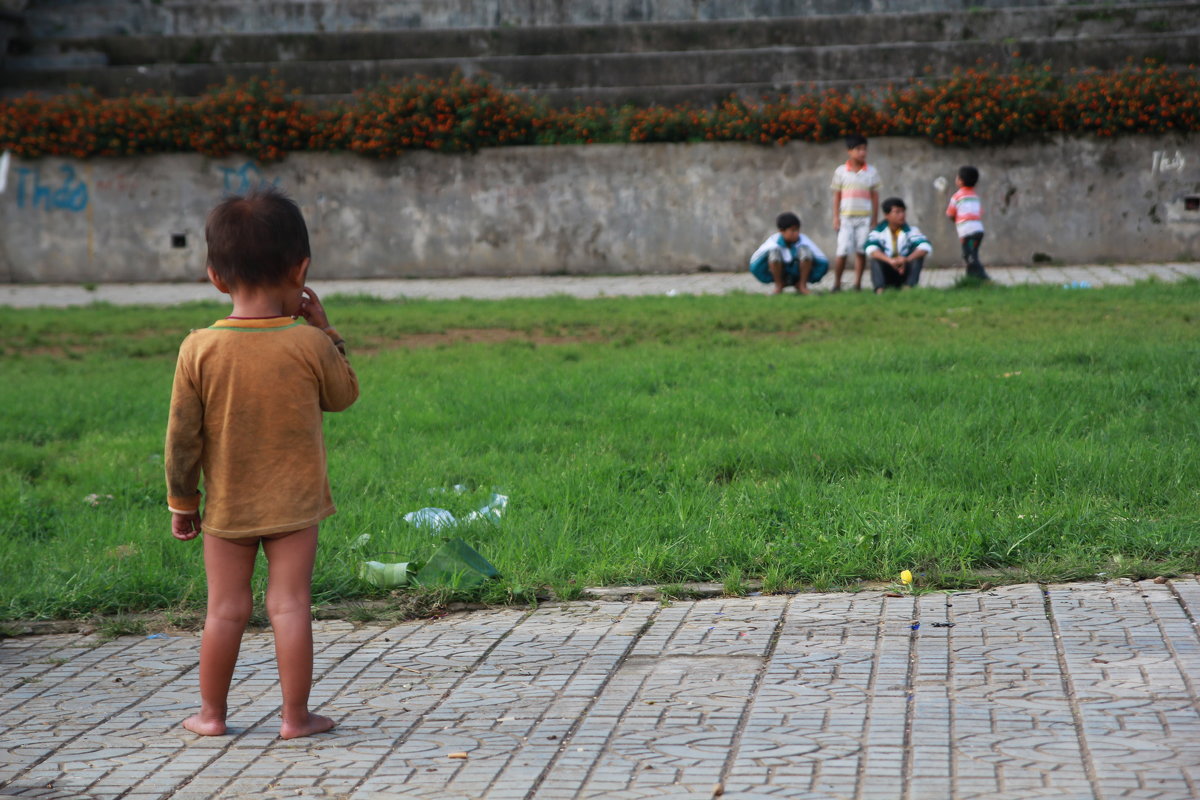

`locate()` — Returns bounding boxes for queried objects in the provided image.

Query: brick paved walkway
[2,263,1199,308]
[2,579,1199,799]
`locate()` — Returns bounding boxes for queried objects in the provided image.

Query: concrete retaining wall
[2,136,1198,283]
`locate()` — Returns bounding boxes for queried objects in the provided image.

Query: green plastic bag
[414,537,500,590]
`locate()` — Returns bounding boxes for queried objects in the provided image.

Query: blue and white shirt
[749,232,828,271]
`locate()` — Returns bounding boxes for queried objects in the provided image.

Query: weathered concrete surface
[2,136,1198,283]
[21,5,1197,67]
[9,4,1197,111]
[18,0,1107,38]
[0,2,22,68]
[10,5,1198,106]
[12,32,1199,104]
[1,580,1199,799]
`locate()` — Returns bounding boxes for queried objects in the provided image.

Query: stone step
[5,32,1196,103]
[9,3,1194,68]
[18,0,1100,38]
[295,77,894,110]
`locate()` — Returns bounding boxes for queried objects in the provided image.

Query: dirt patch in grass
[358,327,604,352]
[356,323,835,353]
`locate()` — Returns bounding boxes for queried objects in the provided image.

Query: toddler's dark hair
[881,197,906,214]
[776,212,801,230]
[205,187,311,288]
[845,134,867,150]
[958,165,980,187]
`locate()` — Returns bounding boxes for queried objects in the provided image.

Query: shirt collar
[210,317,298,329]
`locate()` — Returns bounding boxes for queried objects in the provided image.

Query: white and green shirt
[864,222,932,260]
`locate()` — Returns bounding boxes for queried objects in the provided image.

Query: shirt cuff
[323,326,347,355]
[168,493,201,514]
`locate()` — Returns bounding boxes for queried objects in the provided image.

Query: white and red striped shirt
[831,161,881,218]
[946,187,984,237]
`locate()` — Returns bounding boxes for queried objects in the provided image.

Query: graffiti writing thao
[14,165,89,212]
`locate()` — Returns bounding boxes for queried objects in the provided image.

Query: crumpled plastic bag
[404,493,508,530]
[414,537,500,589]
[403,507,457,530]
[358,560,416,588]
[353,506,504,589]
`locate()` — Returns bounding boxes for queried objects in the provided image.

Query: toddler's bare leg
[853,253,866,291]
[262,526,335,739]
[183,534,258,736]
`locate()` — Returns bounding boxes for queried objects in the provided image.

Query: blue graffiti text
[15,165,89,212]
[220,161,280,194]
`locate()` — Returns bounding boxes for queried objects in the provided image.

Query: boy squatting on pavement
[165,188,360,740]
[748,212,830,294]
[830,134,881,292]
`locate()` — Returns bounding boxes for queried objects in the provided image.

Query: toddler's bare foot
[280,712,336,740]
[182,713,227,736]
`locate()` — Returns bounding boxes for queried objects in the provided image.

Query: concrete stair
[4,0,1135,37]
[4,2,1198,106]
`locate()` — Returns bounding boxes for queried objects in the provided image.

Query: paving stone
[2,581,1198,798]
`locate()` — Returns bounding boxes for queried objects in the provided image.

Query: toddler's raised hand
[297,285,331,330]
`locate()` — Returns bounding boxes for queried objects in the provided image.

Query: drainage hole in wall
[171,234,187,248]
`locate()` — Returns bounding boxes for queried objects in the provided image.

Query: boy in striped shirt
[830,134,881,292]
[946,165,991,281]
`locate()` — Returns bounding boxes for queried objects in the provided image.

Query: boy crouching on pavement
[749,212,830,295]
[165,187,359,739]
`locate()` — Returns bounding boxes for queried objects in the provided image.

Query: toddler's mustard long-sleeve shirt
[165,317,359,538]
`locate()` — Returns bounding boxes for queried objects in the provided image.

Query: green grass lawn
[2,280,1199,620]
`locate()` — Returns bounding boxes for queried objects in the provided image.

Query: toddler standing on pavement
[166,187,359,740]
[946,165,991,281]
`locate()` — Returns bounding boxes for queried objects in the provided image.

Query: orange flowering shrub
[184,76,319,161]
[1064,63,1200,136]
[532,105,617,144]
[0,65,1195,160]
[881,65,1061,145]
[0,89,184,158]
[322,74,539,156]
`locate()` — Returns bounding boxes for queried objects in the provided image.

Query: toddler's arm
[165,343,204,533]
[299,285,360,412]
